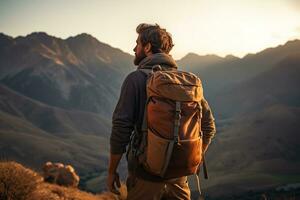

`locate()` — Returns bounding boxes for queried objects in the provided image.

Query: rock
[42,162,79,187]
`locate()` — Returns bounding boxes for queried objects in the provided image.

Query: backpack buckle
[175,136,179,144]
[152,65,162,72]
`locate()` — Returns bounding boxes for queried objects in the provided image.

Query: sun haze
[0,0,299,59]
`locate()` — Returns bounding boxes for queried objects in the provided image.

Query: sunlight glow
[0,0,299,59]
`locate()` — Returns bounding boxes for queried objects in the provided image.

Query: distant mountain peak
[0,33,13,40]
[185,52,200,57]
[66,33,101,45]
[74,33,95,39]
[284,39,300,45]
[0,33,14,47]
[181,52,223,61]
[28,31,50,37]
[13,32,64,48]
[282,39,300,50]
[224,54,239,60]
[24,32,61,41]
[66,33,130,56]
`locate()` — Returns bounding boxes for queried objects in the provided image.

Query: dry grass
[0,161,41,200]
[0,161,127,200]
[31,183,116,200]
[31,182,127,200]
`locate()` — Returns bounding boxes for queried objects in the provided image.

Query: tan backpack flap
[147,70,203,102]
[143,128,173,176]
[165,136,202,178]
[143,128,202,178]
[148,99,201,140]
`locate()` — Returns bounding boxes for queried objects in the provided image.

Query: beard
[134,49,147,66]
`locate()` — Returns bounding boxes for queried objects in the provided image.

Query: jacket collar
[138,53,178,70]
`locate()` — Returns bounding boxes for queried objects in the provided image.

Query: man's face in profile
[133,35,147,66]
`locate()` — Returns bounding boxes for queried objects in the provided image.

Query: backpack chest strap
[174,101,181,144]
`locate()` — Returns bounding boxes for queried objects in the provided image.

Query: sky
[1,0,300,59]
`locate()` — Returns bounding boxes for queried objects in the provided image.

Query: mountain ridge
[0,32,135,116]
[0,32,299,195]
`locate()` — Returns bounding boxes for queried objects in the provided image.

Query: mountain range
[0,32,299,196]
[0,32,134,117]
[178,40,300,197]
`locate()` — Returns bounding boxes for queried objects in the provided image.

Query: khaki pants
[126,175,191,200]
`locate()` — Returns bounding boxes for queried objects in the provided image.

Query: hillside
[212,52,300,118]
[0,32,299,196]
[0,32,135,192]
[201,104,300,196]
[1,161,299,200]
[0,161,123,200]
[0,32,134,117]
[203,53,300,196]
[177,40,300,100]
[179,41,300,196]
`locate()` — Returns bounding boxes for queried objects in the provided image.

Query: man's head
[133,23,174,65]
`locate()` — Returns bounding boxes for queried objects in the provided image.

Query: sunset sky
[1,0,300,59]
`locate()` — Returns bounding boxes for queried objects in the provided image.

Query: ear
[144,43,152,55]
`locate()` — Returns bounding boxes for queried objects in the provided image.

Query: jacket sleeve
[201,98,216,145]
[110,73,137,154]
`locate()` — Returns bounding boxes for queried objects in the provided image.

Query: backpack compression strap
[160,101,181,177]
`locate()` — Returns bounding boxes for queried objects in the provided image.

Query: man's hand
[107,153,123,194]
[107,171,121,195]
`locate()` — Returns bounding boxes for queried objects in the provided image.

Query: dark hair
[136,23,174,54]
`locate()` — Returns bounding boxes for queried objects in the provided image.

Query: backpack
[136,65,204,179]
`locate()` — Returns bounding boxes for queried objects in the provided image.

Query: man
[107,23,216,200]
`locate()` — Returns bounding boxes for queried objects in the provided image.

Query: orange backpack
[138,65,204,179]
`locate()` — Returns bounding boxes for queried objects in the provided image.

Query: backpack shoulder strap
[139,68,152,76]
[138,64,163,76]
